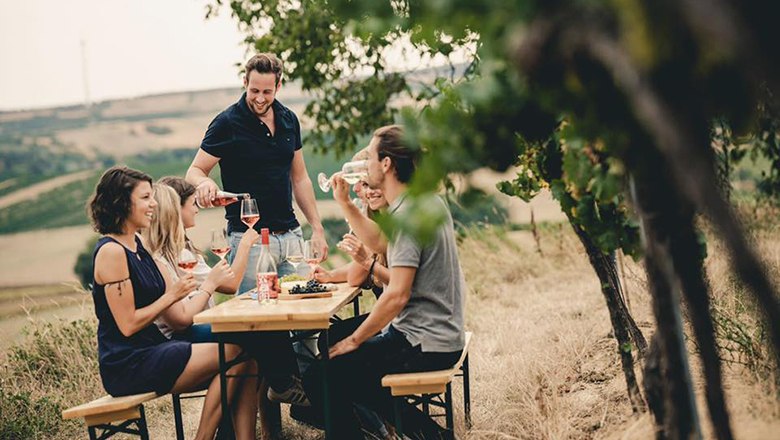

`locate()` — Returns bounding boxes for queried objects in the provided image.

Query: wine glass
[318,160,368,192]
[210,229,231,261]
[303,240,321,278]
[240,198,259,229]
[285,238,304,271]
[177,241,198,274]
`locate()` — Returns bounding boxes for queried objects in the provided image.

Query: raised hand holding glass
[318,160,368,192]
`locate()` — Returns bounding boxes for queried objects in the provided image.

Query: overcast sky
[0,0,246,111]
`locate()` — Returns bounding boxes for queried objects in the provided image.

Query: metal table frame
[194,285,362,439]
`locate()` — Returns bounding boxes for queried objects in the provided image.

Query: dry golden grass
[2,216,778,439]
[144,223,779,439]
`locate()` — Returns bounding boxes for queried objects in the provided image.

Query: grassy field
[1,221,777,439]
[0,144,352,235]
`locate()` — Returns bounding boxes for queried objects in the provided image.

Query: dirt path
[0,169,95,209]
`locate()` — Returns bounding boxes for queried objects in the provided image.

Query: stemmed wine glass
[285,239,304,273]
[177,241,198,274]
[210,229,231,261]
[318,160,368,192]
[240,198,260,229]
[303,240,322,278]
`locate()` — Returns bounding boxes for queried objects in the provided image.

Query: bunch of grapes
[290,279,328,294]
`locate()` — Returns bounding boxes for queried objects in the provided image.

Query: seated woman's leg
[232,358,258,440]
[169,343,255,440]
[173,323,216,343]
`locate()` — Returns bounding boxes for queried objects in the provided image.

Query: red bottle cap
[261,228,270,245]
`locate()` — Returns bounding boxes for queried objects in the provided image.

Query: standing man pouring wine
[186,53,328,294]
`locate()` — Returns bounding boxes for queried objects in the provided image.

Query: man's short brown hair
[374,125,417,183]
[245,53,284,84]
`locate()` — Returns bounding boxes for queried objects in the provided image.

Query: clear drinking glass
[317,160,368,192]
[303,240,321,278]
[210,229,231,261]
[285,238,304,271]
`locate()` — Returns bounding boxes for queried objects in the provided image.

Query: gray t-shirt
[387,194,465,353]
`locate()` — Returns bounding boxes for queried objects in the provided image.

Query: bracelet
[367,254,378,279]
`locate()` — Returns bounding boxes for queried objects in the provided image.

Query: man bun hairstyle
[245,53,284,85]
[88,166,153,235]
[373,125,417,183]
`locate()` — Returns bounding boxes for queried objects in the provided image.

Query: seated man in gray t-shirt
[388,193,466,353]
[302,125,465,440]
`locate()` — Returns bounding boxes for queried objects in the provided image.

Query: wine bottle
[255,228,279,304]
[197,191,250,208]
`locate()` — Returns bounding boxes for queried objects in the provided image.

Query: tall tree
[213,0,780,437]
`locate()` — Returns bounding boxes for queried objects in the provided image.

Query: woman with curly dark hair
[87,166,258,440]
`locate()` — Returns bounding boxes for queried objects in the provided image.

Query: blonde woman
[142,184,236,340]
[157,176,310,407]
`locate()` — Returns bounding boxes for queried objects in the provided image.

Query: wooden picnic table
[193,283,362,440]
[193,283,361,331]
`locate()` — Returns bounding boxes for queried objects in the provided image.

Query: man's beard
[254,103,271,117]
[255,104,271,117]
[248,98,272,117]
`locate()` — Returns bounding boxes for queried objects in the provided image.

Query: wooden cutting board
[277,291,334,300]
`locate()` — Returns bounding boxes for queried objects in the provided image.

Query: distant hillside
[0,63,491,235]
[0,84,317,196]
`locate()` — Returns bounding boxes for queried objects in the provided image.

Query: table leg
[321,328,332,439]
[217,339,235,438]
[353,296,360,316]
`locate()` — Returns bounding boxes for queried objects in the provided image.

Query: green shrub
[0,318,100,439]
[0,390,61,440]
[709,281,776,382]
[448,188,509,232]
[74,235,100,289]
[145,124,173,135]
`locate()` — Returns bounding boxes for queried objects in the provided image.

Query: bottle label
[256,272,280,299]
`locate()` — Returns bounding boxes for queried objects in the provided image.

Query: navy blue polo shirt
[200,93,302,233]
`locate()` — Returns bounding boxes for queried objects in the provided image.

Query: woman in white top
[154,176,309,409]
[143,180,258,341]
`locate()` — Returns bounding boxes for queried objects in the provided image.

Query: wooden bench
[382,331,473,436]
[62,392,157,440]
[63,391,207,440]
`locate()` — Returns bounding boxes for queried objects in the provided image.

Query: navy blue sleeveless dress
[92,236,192,397]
